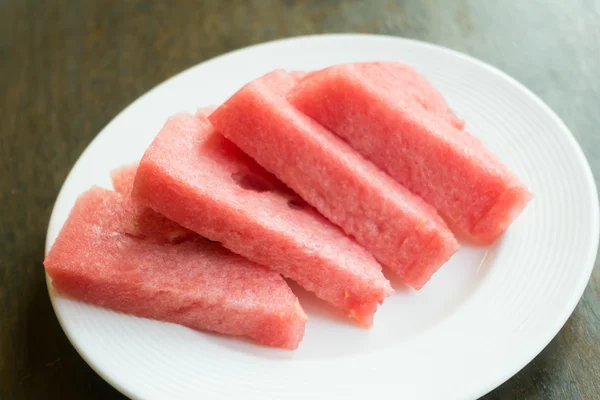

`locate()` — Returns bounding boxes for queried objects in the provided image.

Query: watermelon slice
[209,70,459,289]
[288,62,531,244]
[44,187,307,349]
[132,111,391,325]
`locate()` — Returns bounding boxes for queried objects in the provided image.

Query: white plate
[45,34,599,400]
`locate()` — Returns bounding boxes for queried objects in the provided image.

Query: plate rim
[45,33,600,400]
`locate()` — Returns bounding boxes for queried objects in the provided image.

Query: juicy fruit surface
[289,62,531,244]
[210,70,458,289]
[110,163,196,244]
[44,187,306,349]
[354,62,464,130]
[132,110,391,325]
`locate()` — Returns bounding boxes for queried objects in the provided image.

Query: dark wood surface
[2,1,599,399]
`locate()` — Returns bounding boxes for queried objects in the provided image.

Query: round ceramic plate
[45,34,599,400]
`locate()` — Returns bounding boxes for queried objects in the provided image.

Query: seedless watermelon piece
[209,70,458,289]
[44,187,306,349]
[110,163,197,244]
[133,111,391,325]
[289,62,531,244]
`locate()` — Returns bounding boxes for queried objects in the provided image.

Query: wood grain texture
[1,0,598,399]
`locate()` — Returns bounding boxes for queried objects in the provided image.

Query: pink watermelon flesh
[132,110,391,325]
[366,62,465,130]
[110,163,197,244]
[111,163,137,195]
[209,70,459,289]
[289,62,531,245]
[44,187,307,349]
[300,63,463,130]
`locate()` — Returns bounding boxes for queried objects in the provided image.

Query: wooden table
[2,1,599,398]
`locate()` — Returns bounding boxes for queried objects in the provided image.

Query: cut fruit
[132,110,391,325]
[210,70,458,289]
[44,187,306,349]
[289,62,531,244]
